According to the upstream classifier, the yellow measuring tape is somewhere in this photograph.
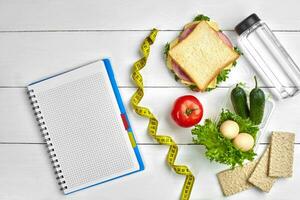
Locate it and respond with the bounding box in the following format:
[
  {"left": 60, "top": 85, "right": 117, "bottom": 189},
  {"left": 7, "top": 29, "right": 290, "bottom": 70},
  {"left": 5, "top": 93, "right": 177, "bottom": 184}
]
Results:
[{"left": 130, "top": 29, "right": 195, "bottom": 200}]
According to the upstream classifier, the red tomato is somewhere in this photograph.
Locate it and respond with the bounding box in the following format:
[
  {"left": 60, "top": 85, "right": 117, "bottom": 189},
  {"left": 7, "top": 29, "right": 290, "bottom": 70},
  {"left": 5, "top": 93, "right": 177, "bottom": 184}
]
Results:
[{"left": 171, "top": 95, "right": 203, "bottom": 127}]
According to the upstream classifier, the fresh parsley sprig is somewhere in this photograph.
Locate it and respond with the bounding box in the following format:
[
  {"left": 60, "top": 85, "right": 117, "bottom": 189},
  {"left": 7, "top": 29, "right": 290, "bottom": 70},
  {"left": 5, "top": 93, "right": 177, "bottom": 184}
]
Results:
[
  {"left": 188, "top": 84, "right": 198, "bottom": 91},
  {"left": 193, "top": 14, "right": 210, "bottom": 22},
  {"left": 234, "top": 46, "right": 243, "bottom": 55},
  {"left": 164, "top": 43, "right": 170, "bottom": 55},
  {"left": 216, "top": 69, "right": 230, "bottom": 84}
]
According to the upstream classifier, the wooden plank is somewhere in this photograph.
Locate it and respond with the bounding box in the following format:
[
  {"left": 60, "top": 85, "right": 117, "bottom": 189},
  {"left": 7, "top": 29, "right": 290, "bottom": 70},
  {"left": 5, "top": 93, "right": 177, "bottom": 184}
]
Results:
[
  {"left": 0, "top": 88, "right": 299, "bottom": 144},
  {"left": 0, "top": 31, "right": 300, "bottom": 87},
  {"left": 0, "top": 0, "right": 300, "bottom": 31},
  {"left": 0, "top": 144, "right": 299, "bottom": 199}
]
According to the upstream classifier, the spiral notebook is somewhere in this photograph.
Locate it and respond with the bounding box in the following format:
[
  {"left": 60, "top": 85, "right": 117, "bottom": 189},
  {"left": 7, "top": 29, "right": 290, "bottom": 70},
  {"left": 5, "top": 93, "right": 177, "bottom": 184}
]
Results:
[{"left": 27, "top": 59, "right": 144, "bottom": 194}]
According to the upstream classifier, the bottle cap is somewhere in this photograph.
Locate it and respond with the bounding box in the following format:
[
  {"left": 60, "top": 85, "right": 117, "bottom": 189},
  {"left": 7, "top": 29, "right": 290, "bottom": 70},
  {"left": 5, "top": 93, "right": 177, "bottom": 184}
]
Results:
[{"left": 235, "top": 13, "right": 260, "bottom": 35}]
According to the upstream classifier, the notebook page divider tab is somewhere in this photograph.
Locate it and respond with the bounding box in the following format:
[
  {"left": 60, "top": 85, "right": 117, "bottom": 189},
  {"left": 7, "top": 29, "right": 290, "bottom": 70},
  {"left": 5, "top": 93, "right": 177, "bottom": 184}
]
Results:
[
  {"left": 27, "top": 87, "right": 68, "bottom": 192},
  {"left": 120, "top": 113, "right": 137, "bottom": 148},
  {"left": 120, "top": 113, "right": 129, "bottom": 130},
  {"left": 119, "top": 111, "right": 142, "bottom": 170}
]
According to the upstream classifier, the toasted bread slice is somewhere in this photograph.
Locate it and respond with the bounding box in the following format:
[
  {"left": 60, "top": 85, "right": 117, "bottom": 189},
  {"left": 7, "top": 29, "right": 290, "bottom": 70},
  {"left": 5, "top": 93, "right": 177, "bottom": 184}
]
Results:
[{"left": 168, "top": 21, "right": 239, "bottom": 91}]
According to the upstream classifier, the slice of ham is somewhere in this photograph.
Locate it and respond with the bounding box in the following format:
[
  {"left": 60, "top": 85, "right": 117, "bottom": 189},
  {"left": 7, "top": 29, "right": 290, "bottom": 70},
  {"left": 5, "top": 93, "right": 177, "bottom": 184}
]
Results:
[
  {"left": 217, "top": 31, "right": 233, "bottom": 48},
  {"left": 178, "top": 24, "right": 197, "bottom": 42},
  {"left": 172, "top": 60, "right": 193, "bottom": 82},
  {"left": 171, "top": 23, "right": 233, "bottom": 84}
]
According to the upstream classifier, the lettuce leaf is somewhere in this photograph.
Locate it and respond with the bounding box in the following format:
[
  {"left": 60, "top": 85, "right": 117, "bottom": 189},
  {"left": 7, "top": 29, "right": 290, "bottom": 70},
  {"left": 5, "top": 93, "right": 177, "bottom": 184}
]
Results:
[
  {"left": 193, "top": 14, "right": 210, "bottom": 22},
  {"left": 216, "top": 69, "right": 231, "bottom": 84},
  {"left": 164, "top": 43, "right": 170, "bottom": 55},
  {"left": 192, "top": 109, "right": 259, "bottom": 167}
]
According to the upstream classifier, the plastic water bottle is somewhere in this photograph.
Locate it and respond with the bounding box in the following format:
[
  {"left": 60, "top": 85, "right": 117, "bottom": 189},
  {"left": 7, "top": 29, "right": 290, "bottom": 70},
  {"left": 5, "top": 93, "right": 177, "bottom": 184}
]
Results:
[{"left": 235, "top": 13, "right": 300, "bottom": 100}]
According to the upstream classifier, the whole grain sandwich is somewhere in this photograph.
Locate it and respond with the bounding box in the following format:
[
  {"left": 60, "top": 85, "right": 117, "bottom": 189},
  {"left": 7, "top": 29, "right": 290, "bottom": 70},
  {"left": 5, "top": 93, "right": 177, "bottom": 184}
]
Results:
[{"left": 165, "top": 15, "right": 241, "bottom": 92}]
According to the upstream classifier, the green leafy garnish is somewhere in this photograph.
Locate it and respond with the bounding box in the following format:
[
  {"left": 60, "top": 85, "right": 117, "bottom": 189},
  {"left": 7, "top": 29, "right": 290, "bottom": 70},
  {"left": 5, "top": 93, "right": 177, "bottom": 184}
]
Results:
[
  {"left": 192, "top": 109, "right": 259, "bottom": 167},
  {"left": 234, "top": 46, "right": 243, "bottom": 55},
  {"left": 188, "top": 84, "right": 198, "bottom": 91},
  {"left": 164, "top": 43, "right": 170, "bottom": 55},
  {"left": 205, "top": 87, "right": 215, "bottom": 92},
  {"left": 216, "top": 69, "right": 230, "bottom": 84},
  {"left": 193, "top": 14, "right": 210, "bottom": 22},
  {"left": 232, "top": 60, "right": 237, "bottom": 66},
  {"left": 174, "top": 74, "right": 180, "bottom": 81}
]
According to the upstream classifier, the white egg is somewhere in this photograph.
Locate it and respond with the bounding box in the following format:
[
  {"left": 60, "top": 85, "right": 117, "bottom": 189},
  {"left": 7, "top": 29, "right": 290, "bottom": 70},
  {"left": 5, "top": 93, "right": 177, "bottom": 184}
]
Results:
[
  {"left": 220, "top": 120, "right": 239, "bottom": 139},
  {"left": 233, "top": 133, "right": 255, "bottom": 152}
]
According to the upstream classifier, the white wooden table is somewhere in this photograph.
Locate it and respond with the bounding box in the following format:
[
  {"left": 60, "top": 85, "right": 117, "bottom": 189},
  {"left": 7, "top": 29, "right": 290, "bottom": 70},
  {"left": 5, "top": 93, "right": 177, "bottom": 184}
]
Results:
[{"left": 0, "top": 0, "right": 299, "bottom": 199}]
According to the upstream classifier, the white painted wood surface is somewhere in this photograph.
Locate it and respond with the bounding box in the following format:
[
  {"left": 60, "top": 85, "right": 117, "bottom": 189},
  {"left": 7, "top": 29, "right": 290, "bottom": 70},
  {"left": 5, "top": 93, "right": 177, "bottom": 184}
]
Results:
[
  {"left": 0, "top": 0, "right": 300, "bottom": 30},
  {"left": 0, "top": 144, "right": 299, "bottom": 200},
  {"left": 0, "top": 0, "right": 299, "bottom": 199}
]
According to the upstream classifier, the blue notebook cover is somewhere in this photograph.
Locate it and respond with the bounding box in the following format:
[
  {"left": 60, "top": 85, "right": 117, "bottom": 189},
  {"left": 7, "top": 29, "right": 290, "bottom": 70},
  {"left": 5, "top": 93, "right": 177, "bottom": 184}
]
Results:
[{"left": 27, "top": 58, "right": 144, "bottom": 194}]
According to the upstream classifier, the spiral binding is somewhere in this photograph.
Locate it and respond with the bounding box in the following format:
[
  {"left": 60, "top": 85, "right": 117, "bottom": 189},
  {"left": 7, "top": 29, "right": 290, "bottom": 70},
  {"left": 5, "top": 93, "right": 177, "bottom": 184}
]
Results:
[{"left": 27, "top": 89, "right": 68, "bottom": 192}]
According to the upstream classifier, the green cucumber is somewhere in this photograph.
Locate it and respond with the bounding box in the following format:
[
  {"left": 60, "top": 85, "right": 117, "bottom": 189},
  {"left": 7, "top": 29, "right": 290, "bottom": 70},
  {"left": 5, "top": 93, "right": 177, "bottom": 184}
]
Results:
[
  {"left": 250, "top": 76, "right": 265, "bottom": 125},
  {"left": 231, "top": 84, "right": 250, "bottom": 119}
]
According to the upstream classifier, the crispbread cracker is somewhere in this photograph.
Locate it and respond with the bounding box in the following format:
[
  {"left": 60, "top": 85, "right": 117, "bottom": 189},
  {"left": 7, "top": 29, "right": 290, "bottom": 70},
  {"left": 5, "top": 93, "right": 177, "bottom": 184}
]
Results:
[
  {"left": 248, "top": 146, "right": 276, "bottom": 192},
  {"left": 217, "top": 161, "right": 257, "bottom": 196},
  {"left": 168, "top": 21, "right": 239, "bottom": 91},
  {"left": 269, "top": 132, "right": 295, "bottom": 177}
]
